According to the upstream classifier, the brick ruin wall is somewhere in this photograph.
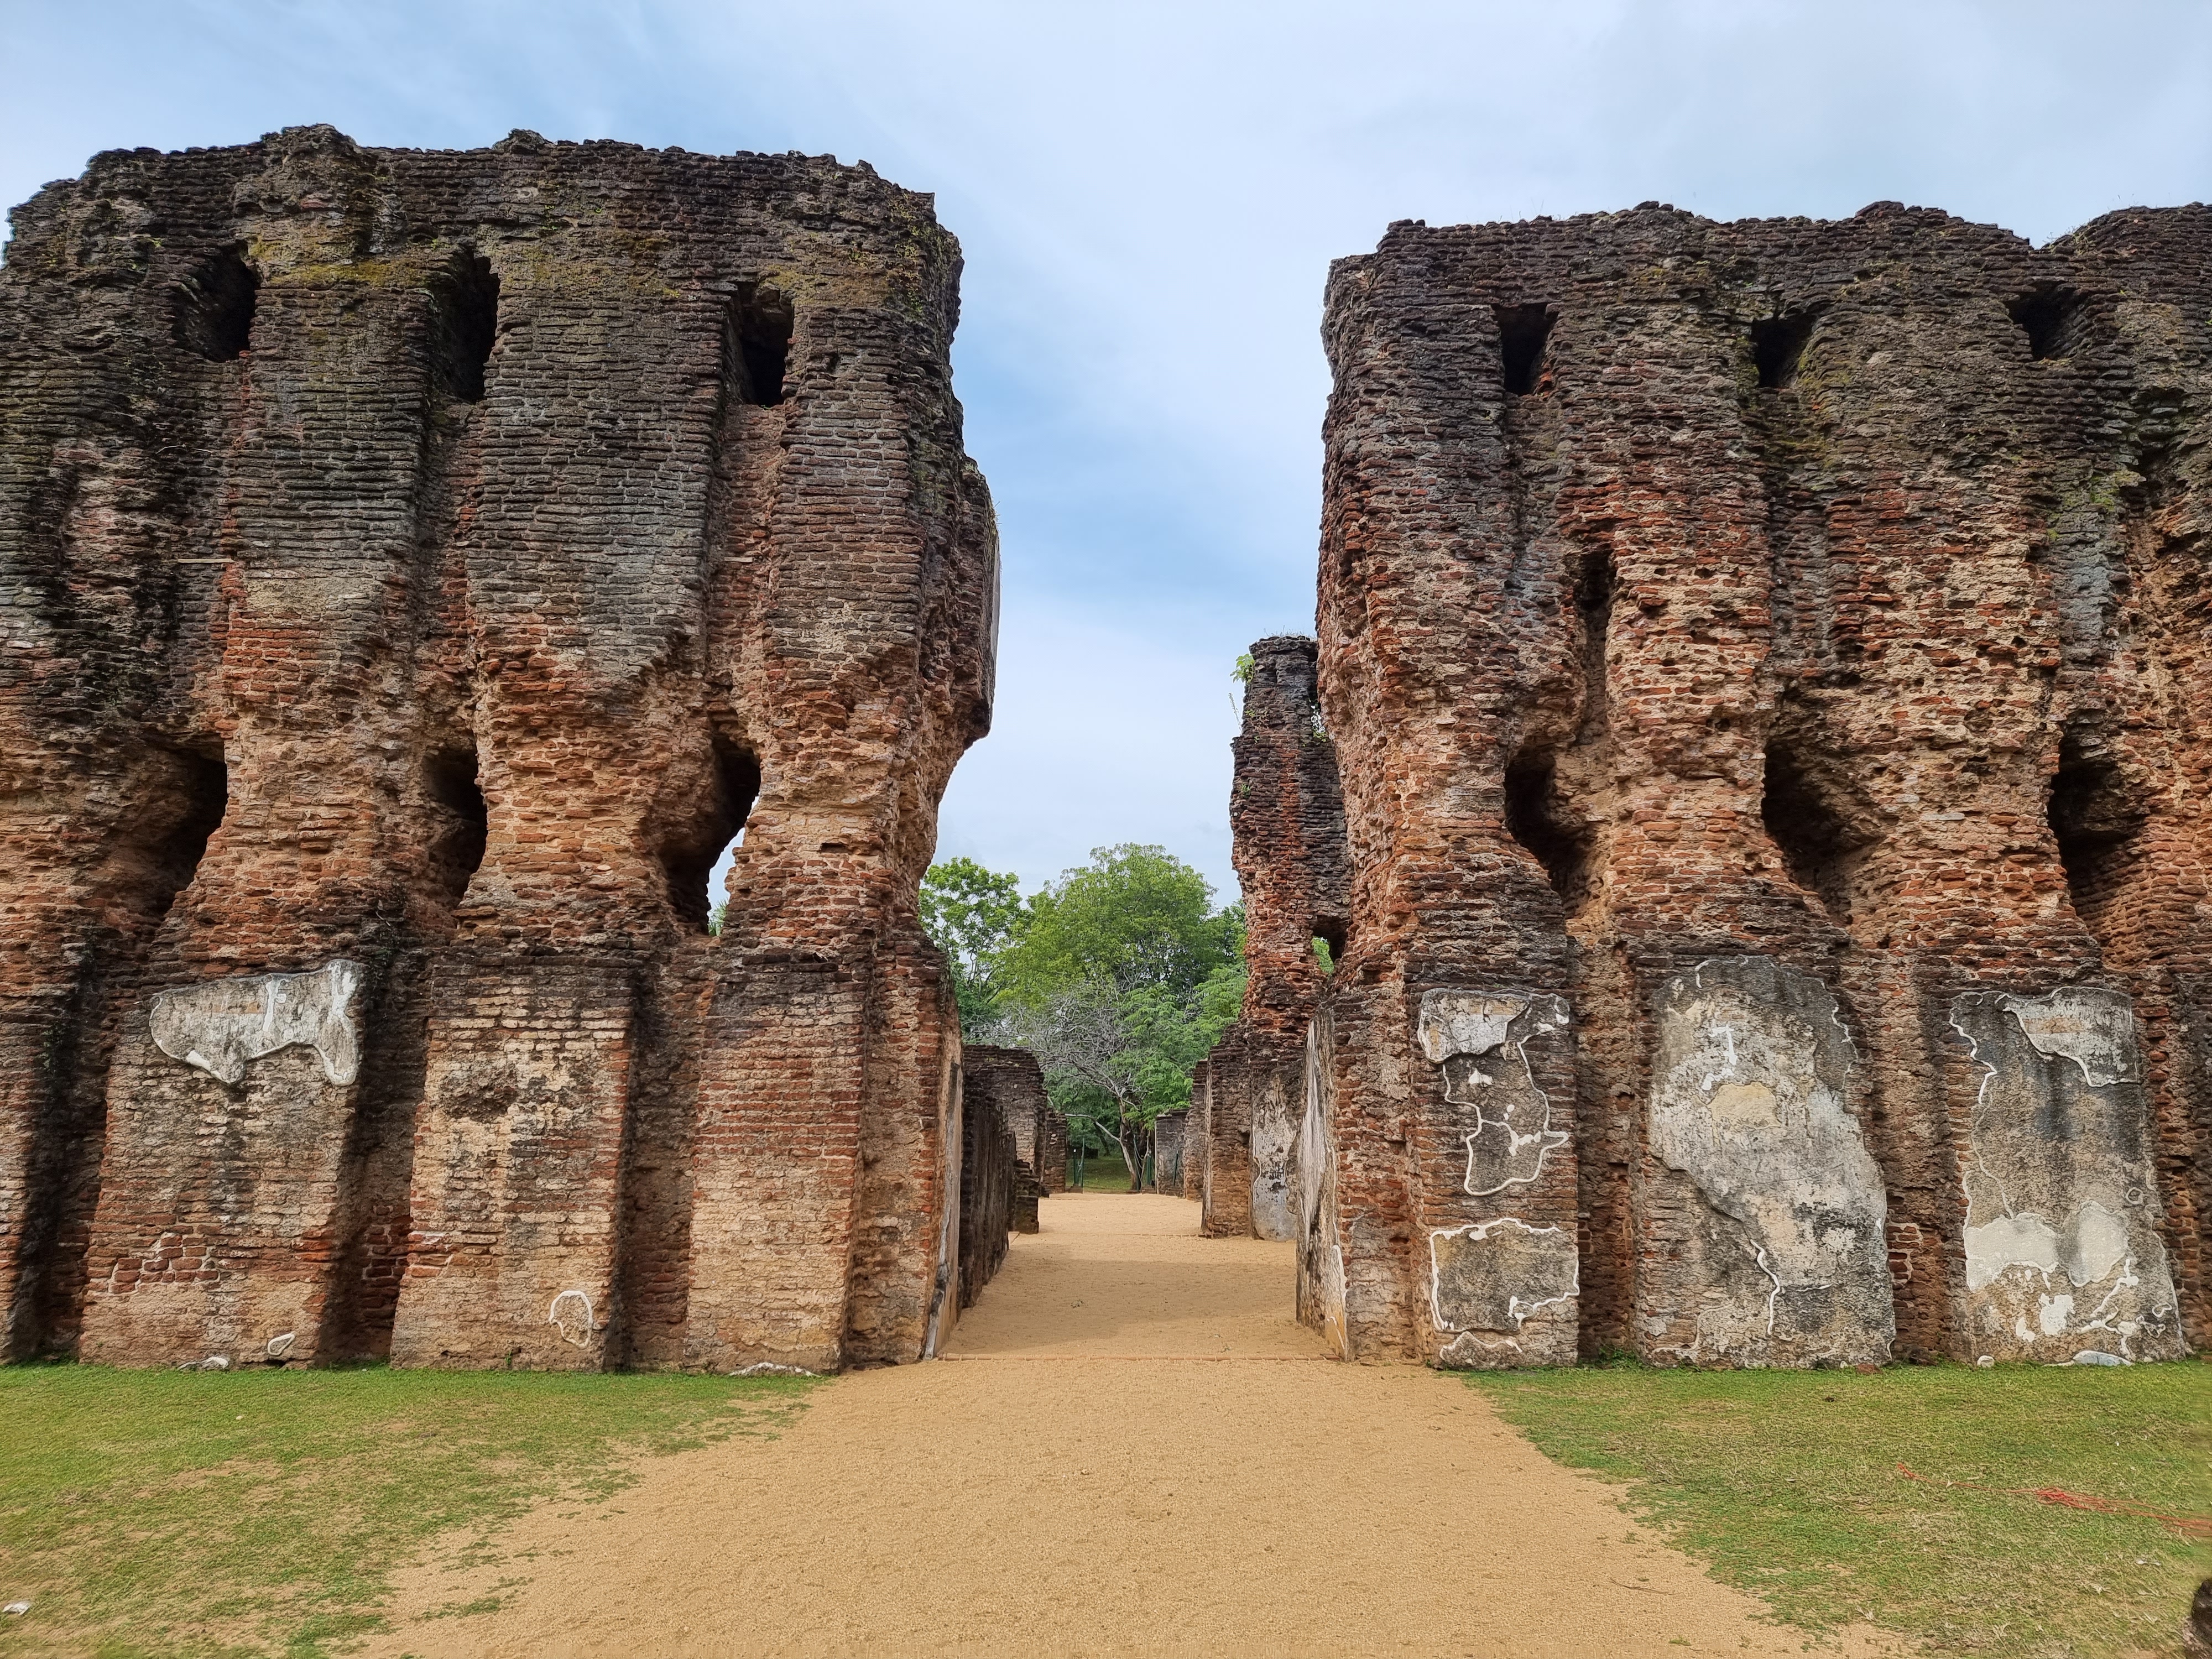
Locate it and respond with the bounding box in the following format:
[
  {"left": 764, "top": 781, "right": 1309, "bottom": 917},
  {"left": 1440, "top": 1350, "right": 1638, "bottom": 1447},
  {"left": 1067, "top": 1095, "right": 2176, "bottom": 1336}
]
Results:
[
  {"left": 963, "top": 1044, "right": 1054, "bottom": 1228},
  {"left": 1149, "top": 1107, "right": 1186, "bottom": 1193},
  {"left": 1037, "top": 1097, "right": 1071, "bottom": 1197},
  {"left": 1288, "top": 202, "right": 2212, "bottom": 1369},
  {"left": 1200, "top": 638, "right": 1350, "bottom": 1240},
  {"left": 0, "top": 127, "right": 1005, "bottom": 1373},
  {"left": 956, "top": 1058, "right": 1016, "bottom": 1305},
  {"left": 1183, "top": 1062, "right": 1208, "bottom": 1199}
]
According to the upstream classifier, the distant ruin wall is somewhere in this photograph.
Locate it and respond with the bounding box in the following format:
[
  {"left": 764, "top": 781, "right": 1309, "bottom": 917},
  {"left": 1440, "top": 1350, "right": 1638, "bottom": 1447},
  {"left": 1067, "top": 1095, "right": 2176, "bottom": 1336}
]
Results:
[
  {"left": 958, "top": 1043, "right": 1049, "bottom": 1238},
  {"left": 1151, "top": 1108, "right": 1186, "bottom": 1194},
  {"left": 1037, "top": 1101, "right": 1071, "bottom": 1197},
  {"left": 957, "top": 1061, "right": 1016, "bottom": 1307},
  {"left": 0, "top": 127, "right": 998, "bottom": 1373},
  {"left": 1292, "top": 202, "right": 2212, "bottom": 1369},
  {"left": 1201, "top": 638, "right": 1350, "bottom": 1240}
]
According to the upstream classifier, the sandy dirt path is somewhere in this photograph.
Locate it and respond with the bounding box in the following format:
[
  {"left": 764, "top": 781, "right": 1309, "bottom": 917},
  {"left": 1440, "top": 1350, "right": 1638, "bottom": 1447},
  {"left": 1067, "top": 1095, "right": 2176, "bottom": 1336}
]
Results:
[{"left": 369, "top": 1194, "right": 1900, "bottom": 1658}]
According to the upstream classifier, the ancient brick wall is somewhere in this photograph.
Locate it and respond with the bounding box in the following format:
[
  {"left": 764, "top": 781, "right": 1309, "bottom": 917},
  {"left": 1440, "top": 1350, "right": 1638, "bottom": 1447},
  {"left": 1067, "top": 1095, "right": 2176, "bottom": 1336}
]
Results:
[
  {"left": 1037, "top": 1102, "right": 1071, "bottom": 1197},
  {"left": 956, "top": 1057, "right": 1015, "bottom": 1307},
  {"left": 1302, "top": 201, "right": 2210, "bottom": 1369},
  {"left": 1151, "top": 1108, "right": 1186, "bottom": 1194},
  {"left": 1202, "top": 637, "right": 1350, "bottom": 1239},
  {"left": 964, "top": 1044, "right": 1051, "bottom": 1192},
  {"left": 1185, "top": 1060, "right": 1209, "bottom": 1201},
  {"left": 0, "top": 127, "right": 997, "bottom": 1372}
]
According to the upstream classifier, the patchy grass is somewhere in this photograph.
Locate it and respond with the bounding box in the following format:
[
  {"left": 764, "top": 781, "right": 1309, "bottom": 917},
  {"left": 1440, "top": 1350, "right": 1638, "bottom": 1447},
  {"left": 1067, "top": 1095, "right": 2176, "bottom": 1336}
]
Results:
[
  {"left": 0, "top": 1363, "right": 817, "bottom": 1658},
  {"left": 1469, "top": 1358, "right": 2211, "bottom": 1658},
  {"left": 1071, "top": 1161, "right": 1134, "bottom": 1192}
]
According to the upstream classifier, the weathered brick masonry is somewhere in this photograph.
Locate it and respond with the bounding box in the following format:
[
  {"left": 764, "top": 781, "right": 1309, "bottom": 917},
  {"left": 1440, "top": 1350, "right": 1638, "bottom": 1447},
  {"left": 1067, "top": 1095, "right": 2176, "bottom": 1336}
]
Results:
[
  {"left": 0, "top": 126, "right": 1004, "bottom": 1371},
  {"left": 1150, "top": 1107, "right": 1186, "bottom": 1194},
  {"left": 1292, "top": 202, "right": 2211, "bottom": 1369},
  {"left": 1200, "top": 637, "right": 1350, "bottom": 1240},
  {"left": 963, "top": 1044, "right": 1056, "bottom": 1227}
]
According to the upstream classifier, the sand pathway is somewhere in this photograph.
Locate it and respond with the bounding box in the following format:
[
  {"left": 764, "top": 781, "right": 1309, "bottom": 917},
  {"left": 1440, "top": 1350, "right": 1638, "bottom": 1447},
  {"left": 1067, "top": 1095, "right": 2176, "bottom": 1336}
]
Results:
[{"left": 369, "top": 1193, "right": 1898, "bottom": 1658}]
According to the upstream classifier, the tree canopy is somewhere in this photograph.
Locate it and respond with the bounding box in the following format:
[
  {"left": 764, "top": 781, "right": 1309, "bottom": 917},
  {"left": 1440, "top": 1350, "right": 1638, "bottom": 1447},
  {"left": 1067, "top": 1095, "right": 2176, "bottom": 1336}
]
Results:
[
  {"left": 917, "top": 856, "right": 1026, "bottom": 1033},
  {"left": 918, "top": 844, "right": 1246, "bottom": 1182}
]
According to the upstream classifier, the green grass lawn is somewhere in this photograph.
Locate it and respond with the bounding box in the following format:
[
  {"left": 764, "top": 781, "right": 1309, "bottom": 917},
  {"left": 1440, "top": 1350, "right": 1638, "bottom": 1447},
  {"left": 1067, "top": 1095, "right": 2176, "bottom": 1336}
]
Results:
[
  {"left": 1070, "top": 1160, "right": 1134, "bottom": 1191},
  {"left": 1468, "top": 1358, "right": 2211, "bottom": 1658},
  {"left": 0, "top": 1363, "right": 815, "bottom": 1659}
]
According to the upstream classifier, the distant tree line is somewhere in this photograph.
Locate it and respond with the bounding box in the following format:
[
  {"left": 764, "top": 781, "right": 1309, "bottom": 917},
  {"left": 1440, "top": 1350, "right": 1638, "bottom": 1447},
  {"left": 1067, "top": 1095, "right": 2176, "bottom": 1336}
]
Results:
[{"left": 920, "top": 844, "right": 1245, "bottom": 1186}]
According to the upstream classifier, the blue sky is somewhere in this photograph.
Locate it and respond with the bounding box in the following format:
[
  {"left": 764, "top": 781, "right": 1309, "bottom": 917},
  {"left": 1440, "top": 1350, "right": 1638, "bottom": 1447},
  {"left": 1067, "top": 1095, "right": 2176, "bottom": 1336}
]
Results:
[{"left": 8, "top": 1, "right": 2210, "bottom": 902}]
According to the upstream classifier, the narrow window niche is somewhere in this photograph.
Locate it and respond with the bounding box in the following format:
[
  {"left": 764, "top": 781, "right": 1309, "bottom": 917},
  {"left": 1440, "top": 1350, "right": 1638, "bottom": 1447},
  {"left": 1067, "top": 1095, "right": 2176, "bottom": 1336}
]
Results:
[
  {"left": 427, "top": 251, "right": 500, "bottom": 403},
  {"left": 726, "top": 284, "right": 794, "bottom": 408},
  {"left": 2006, "top": 284, "right": 2088, "bottom": 362},
  {"left": 1760, "top": 743, "right": 1873, "bottom": 926},
  {"left": 426, "top": 746, "right": 489, "bottom": 912},
  {"left": 2047, "top": 726, "right": 2144, "bottom": 930},
  {"left": 170, "top": 247, "right": 260, "bottom": 362},
  {"left": 1750, "top": 307, "right": 1823, "bottom": 390},
  {"left": 1311, "top": 917, "right": 1347, "bottom": 975},
  {"left": 1494, "top": 303, "right": 1556, "bottom": 397},
  {"left": 1503, "top": 748, "right": 1595, "bottom": 907},
  {"left": 661, "top": 738, "right": 763, "bottom": 933},
  {"left": 104, "top": 744, "right": 228, "bottom": 928}
]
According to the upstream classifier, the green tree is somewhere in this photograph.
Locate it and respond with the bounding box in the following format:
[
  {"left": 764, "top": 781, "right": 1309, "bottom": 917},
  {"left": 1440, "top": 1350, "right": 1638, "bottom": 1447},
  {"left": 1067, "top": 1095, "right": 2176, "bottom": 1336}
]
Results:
[
  {"left": 996, "top": 845, "right": 1245, "bottom": 1185},
  {"left": 919, "top": 857, "right": 1027, "bottom": 1037}
]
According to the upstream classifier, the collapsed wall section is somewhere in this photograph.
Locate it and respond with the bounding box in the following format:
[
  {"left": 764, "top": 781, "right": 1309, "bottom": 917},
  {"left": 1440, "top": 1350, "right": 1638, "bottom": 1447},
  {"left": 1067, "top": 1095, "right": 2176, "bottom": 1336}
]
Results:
[
  {"left": 1300, "top": 201, "right": 2211, "bottom": 1369},
  {"left": 0, "top": 126, "right": 998, "bottom": 1371}
]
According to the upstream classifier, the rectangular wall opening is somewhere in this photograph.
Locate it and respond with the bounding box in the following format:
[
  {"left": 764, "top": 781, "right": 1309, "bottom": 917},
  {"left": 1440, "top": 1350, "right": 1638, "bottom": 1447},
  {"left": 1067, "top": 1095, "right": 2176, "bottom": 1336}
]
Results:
[
  {"left": 727, "top": 285, "right": 794, "bottom": 408},
  {"left": 1494, "top": 304, "right": 1556, "bottom": 397},
  {"left": 170, "top": 248, "right": 259, "bottom": 363}
]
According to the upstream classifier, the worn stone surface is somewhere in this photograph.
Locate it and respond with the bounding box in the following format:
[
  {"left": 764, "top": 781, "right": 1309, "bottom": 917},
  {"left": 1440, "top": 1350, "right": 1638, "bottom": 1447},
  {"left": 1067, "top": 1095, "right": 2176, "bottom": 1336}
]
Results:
[
  {"left": 1201, "top": 638, "right": 1350, "bottom": 1241},
  {"left": 1952, "top": 986, "right": 2179, "bottom": 1361},
  {"left": 1, "top": 127, "right": 998, "bottom": 1371},
  {"left": 1290, "top": 201, "right": 2210, "bottom": 1366},
  {"left": 1644, "top": 957, "right": 1893, "bottom": 1366}
]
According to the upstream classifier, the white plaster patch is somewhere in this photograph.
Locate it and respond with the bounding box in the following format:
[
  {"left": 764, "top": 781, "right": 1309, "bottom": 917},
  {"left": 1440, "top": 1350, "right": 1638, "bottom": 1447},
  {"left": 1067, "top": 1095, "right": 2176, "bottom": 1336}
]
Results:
[
  {"left": 1437, "top": 1331, "right": 1523, "bottom": 1369},
  {"left": 1646, "top": 957, "right": 1891, "bottom": 1363},
  {"left": 1950, "top": 986, "right": 2183, "bottom": 1362},
  {"left": 1428, "top": 1218, "right": 1578, "bottom": 1332},
  {"left": 547, "top": 1288, "right": 596, "bottom": 1347},
  {"left": 150, "top": 960, "right": 364, "bottom": 1086},
  {"left": 1998, "top": 988, "right": 2137, "bottom": 1086},
  {"left": 1963, "top": 1211, "right": 2063, "bottom": 1292},
  {"left": 1416, "top": 988, "right": 1572, "bottom": 1197},
  {"left": 1417, "top": 990, "right": 1529, "bottom": 1062},
  {"left": 1250, "top": 1087, "right": 1296, "bottom": 1241}
]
